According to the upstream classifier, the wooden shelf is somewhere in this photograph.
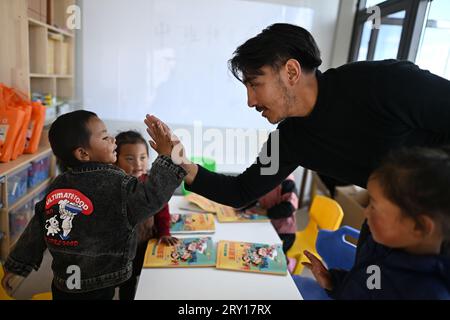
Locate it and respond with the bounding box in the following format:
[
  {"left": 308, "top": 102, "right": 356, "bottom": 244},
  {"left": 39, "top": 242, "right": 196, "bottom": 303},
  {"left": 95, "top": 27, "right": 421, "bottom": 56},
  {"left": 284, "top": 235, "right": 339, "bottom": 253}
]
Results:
[
  {"left": 30, "top": 73, "right": 73, "bottom": 79},
  {"left": 0, "top": 144, "right": 51, "bottom": 177},
  {"left": 28, "top": 17, "right": 74, "bottom": 38}
]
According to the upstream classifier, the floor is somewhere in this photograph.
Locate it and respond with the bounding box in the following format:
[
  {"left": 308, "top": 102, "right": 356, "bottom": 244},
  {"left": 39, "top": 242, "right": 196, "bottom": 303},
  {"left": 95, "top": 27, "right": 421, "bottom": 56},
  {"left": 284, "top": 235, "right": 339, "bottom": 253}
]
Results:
[{"left": 9, "top": 204, "right": 313, "bottom": 300}]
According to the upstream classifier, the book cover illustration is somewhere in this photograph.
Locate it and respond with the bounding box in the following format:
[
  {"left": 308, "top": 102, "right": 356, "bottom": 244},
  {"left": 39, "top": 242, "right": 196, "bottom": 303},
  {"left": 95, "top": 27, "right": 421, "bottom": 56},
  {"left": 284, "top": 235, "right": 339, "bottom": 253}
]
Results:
[
  {"left": 170, "top": 213, "right": 216, "bottom": 234},
  {"left": 215, "top": 205, "right": 270, "bottom": 223},
  {"left": 143, "top": 237, "right": 216, "bottom": 268},
  {"left": 216, "top": 241, "right": 287, "bottom": 275},
  {"left": 184, "top": 193, "right": 217, "bottom": 213}
]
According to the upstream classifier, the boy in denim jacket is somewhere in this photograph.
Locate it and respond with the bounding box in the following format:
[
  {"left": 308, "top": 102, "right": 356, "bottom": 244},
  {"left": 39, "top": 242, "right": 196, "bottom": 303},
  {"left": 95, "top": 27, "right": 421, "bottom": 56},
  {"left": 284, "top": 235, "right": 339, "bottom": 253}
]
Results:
[{"left": 1, "top": 110, "right": 186, "bottom": 300}]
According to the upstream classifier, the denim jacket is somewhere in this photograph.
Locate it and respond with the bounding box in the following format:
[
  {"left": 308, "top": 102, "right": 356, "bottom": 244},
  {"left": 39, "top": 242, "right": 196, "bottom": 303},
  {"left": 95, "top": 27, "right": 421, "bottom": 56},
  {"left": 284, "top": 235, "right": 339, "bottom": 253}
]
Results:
[{"left": 4, "top": 155, "right": 186, "bottom": 293}]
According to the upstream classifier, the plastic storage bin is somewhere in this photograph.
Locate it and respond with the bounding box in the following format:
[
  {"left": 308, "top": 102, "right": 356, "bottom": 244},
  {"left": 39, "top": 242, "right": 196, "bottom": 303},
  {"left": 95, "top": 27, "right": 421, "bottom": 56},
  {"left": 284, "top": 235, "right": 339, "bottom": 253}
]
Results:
[
  {"left": 31, "top": 188, "right": 48, "bottom": 210},
  {"left": 7, "top": 164, "right": 31, "bottom": 207},
  {"left": 9, "top": 200, "right": 33, "bottom": 242},
  {"left": 28, "top": 154, "right": 51, "bottom": 189}
]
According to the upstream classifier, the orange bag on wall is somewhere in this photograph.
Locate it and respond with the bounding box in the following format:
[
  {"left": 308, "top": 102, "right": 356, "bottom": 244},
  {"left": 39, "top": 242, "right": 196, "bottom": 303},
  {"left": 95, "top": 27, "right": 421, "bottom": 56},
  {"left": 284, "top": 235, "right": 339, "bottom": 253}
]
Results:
[
  {"left": 11, "top": 103, "right": 32, "bottom": 160},
  {"left": 24, "top": 101, "right": 46, "bottom": 155},
  {"left": 0, "top": 85, "right": 26, "bottom": 163}
]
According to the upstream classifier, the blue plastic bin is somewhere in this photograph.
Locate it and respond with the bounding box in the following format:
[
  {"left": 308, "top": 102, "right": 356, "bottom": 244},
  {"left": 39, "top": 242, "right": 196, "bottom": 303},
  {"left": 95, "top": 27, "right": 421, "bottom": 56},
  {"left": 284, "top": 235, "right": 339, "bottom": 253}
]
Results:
[
  {"left": 28, "top": 154, "right": 51, "bottom": 189},
  {"left": 9, "top": 200, "right": 33, "bottom": 241},
  {"left": 8, "top": 165, "right": 31, "bottom": 207}
]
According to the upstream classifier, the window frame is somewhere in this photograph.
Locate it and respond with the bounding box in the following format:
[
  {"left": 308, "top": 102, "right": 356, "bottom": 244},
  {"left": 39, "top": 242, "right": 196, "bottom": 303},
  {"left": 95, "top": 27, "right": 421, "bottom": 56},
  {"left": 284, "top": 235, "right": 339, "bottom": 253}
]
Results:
[{"left": 348, "top": 0, "right": 431, "bottom": 62}]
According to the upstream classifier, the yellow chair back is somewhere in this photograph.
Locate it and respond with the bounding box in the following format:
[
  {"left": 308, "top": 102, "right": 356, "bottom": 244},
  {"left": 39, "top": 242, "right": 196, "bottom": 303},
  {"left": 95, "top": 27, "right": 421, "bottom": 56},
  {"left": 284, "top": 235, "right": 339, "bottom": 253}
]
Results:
[{"left": 287, "top": 195, "right": 344, "bottom": 275}]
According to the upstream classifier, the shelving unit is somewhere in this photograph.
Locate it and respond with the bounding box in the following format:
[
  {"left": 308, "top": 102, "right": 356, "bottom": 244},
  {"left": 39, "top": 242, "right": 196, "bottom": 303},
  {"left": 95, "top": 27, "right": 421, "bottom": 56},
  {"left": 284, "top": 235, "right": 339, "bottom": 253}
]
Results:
[
  {"left": 28, "top": 3, "right": 76, "bottom": 126},
  {"left": 0, "top": 0, "right": 76, "bottom": 262},
  {"left": 0, "top": 132, "right": 56, "bottom": 261}
]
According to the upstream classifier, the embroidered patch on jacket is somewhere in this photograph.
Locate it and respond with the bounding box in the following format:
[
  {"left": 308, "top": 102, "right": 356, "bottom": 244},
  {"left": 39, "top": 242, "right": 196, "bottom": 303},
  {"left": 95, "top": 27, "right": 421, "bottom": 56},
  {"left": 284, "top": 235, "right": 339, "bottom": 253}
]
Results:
[{"left": 43, "top": 189, "right": 94, "bottom": 245}]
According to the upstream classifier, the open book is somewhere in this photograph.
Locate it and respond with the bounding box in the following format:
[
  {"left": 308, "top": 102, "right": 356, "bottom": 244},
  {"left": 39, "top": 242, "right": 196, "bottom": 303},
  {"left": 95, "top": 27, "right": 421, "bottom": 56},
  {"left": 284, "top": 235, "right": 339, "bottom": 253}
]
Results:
[
  {"left": 143, "top": 237, "right": 216, "bottom": 268},
  {"left": 215, "top": 205, "right": 270, "bottom": 223},
  {"left": 170, "top": 213, "right": 216, "bottom": 234},
  {"left": 216, "top": 241, "right": 287, "bottom": 275},
  {"left": 184, "top": 193, "right": 218, "bottom": 213}
]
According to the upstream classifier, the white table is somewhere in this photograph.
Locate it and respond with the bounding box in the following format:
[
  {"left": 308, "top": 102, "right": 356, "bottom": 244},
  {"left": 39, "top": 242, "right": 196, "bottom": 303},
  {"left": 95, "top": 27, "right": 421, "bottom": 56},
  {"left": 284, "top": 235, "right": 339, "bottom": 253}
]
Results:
[{"left": 135, "top": 196, "right": 303, "bottom": 300}]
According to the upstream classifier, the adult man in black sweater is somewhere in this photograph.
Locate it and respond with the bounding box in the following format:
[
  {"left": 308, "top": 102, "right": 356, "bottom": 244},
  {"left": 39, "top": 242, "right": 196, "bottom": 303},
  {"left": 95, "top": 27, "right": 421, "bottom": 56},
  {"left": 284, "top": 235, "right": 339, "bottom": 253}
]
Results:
[{"left": 146, "top": 23, "right": 450, "bottom": 253}]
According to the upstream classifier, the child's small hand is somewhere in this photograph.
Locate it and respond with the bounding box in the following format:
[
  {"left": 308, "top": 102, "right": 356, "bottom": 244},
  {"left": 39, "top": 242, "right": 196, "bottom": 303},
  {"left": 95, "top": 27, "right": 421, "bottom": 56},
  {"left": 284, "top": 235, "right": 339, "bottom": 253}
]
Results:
[
  {"left": 145, "top": 115, "right": 188, "bottom": 164},
  {"left": 144, "top": 115, "right": 200, "bottom": 184},
  {"left": 302, "top": 250, "right": 334, "bottom": 291},
  {"left": 158, "top": 236, "right": 179, "bottom": 246},
  {"left": 1, "top": 271, "right": 15, "bottom": 295},
  {"left": 145, "top": 115, "right": 175, "bottom": 157}
]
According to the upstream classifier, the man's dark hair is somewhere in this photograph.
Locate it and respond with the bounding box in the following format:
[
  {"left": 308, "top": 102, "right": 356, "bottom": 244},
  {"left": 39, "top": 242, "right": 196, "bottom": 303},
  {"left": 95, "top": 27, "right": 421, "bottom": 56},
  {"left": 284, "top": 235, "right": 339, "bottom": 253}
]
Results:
[
  {"left": 49, "top": 110, "right": 98, "bottom": 169},
  {"left": 115, "top": 130, "right": 149, "bottom": 157},
  {"left": 370, "top": 147, "right": 450, "bottom": 239},
  {"left": 229, "top": 23, "right": 322, "bottom": 82}
]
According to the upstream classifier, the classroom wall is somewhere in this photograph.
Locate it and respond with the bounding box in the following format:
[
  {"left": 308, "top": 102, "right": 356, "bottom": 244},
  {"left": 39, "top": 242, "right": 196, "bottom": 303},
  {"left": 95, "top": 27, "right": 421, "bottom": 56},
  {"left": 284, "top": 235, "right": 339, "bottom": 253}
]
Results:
[
  {"left": 245, "top": 0, "right": 343, "bottom": 71},
  {"left": 330, "top": 0, "right": 358, "bottom": 68},
  {"left": 78, "top": 0, "right": 341, "bottom": 129}
]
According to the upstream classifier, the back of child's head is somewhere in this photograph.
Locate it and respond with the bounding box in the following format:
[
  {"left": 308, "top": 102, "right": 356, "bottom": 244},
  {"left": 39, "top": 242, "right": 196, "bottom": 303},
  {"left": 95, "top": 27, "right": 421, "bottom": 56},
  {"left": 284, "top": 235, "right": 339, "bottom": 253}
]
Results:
[
  {"left": 49, "top": 110, "right": 98, "bottom": 169},
  {"left": 370, "top": 147, "right": 450, "bottom": 239},
  {"left": 115, "top": 130, "right": 149, "bottom": 156}
]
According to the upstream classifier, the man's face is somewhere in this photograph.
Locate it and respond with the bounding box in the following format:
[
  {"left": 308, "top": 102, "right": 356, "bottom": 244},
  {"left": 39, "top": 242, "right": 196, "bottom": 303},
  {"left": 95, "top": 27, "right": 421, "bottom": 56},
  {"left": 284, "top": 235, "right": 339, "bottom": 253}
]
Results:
[{"left": 243, "top": 66, "right": 295, "bottom": 124}]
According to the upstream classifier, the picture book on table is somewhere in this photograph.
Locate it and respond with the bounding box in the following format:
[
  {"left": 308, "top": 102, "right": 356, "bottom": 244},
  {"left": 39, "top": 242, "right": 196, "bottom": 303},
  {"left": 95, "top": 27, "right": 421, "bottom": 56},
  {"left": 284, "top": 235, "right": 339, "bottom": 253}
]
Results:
[
  {"left": 216, "top": 241, "right": 287, "bottom": 275},
  {"left": 215, "top": 205, "right": 270, "bottom": 223},
  {"left": 184, "top": 193, "right": 218, "bottom": 213},
  {"left": 143, "top": 237, "right": 216, "bottom": 268},
  {"left": 170, "top": 213, "right": 216, "bottom": 234}
]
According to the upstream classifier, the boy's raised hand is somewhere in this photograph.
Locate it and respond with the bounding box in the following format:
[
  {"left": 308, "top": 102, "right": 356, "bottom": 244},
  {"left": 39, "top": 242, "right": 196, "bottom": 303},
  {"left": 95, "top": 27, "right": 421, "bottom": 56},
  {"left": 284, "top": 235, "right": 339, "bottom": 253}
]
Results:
[
  {"left": 144, "top": 115, "right": 199, "bottom": 184},
  {"left": 145, "top": 115, "right": 186, "bottom": 163},
  {"left": 302, "top": 250, "right": 334, "bottom": 291},
  {"left": 145, "top": 115, "right": 176, "bottom": 157}
]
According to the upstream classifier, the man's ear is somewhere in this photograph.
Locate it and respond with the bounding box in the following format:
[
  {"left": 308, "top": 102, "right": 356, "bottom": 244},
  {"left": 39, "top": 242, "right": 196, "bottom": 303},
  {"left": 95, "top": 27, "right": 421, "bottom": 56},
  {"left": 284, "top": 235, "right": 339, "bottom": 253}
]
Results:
[
  {"left": 73, "top": 147, "right": 90, "bottom": 162},
  {"left": 285, "top": 59, "right": 301, "bottom": 84},
  {"left": 414, "top": 215, "right": 436, "bottom": 238}
]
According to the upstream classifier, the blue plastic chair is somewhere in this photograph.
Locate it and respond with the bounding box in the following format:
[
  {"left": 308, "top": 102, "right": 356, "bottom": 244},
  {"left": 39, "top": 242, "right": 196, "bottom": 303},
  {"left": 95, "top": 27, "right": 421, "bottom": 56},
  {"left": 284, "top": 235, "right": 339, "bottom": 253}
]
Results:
[
  {"left": 292, "top": 225, "right": 360, "bottom": 300},
  {"left": 316, "top": 225, "right": 360, "bottom": 270}
]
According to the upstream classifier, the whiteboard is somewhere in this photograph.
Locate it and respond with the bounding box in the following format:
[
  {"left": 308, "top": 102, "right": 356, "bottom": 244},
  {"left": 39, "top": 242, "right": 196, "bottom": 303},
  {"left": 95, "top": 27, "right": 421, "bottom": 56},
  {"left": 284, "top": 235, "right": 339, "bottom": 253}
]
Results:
[{"left": 82, "top": 0, "right": 313, "bottom": 129}]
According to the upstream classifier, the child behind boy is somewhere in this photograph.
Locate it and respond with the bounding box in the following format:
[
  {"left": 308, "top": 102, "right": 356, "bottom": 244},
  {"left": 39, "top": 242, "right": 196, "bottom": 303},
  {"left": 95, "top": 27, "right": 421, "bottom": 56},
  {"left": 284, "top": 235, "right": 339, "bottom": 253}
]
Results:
[
  {"left": 246, "top": 174, "right": 298, "bottom": 254},
  {"left": 1, "top": 110, "right": 186, "bottom": 300},
  {"left": 114, "top": 130, "right": 178, "bottom": 300},
  {"left": 303, "top": 147, "right": 450, "bottom": 300}
]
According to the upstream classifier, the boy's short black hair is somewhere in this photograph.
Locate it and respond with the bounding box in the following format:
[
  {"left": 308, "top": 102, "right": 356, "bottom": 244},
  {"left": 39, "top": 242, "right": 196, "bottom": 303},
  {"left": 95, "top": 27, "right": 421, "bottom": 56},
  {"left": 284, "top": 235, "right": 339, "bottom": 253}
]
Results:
[
  {"left": 49, "top": 110, "right": 98, "bottom": 169},
  {"left": 115, "top": 131, "right": 149, "bottom": 157},
  {"left": 370, "top": 147, "right": 450, "bottom": 239},
  {"left": 229, "top": 23, "right": 322, "bottom": 82}
]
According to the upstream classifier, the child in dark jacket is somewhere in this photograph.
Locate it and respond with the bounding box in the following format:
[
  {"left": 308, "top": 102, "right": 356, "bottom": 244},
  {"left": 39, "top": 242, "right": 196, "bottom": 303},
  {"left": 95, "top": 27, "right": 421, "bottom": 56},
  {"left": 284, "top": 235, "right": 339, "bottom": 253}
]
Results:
[
  {"left": 115, "top": 131, "right": 178, "bottom": 300},
  {"left": 303, "top": 147, "right": 450, "bottom": 300},
  {"left": 1, "top": 111, "right": 186, "bottom": 300}
]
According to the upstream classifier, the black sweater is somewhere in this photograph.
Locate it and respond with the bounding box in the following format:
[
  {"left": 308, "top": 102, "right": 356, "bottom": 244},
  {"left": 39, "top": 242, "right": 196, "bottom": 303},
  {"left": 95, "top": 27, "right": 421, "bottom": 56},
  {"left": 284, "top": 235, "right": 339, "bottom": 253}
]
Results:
[{"left": 187, "top": 60, "right": 450, "bottom": 208}]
